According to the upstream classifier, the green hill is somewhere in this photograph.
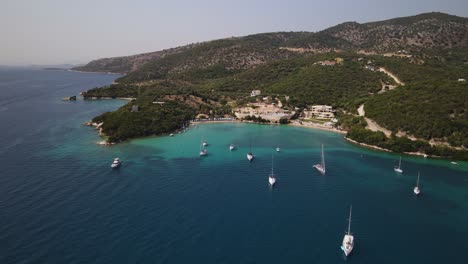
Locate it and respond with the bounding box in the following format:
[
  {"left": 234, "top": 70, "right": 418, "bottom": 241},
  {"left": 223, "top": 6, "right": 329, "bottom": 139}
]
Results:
[{"left": 79, "top": 12, "right": 468, "bottom": 159}]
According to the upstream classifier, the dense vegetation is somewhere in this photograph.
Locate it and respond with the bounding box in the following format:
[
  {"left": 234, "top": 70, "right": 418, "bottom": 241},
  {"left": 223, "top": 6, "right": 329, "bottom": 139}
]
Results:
[
  {"left": 92, "top": 99, "right": 195, "bottom": 143},
  {"left": 241, "top": 115, "right": 271, "bottom": 123},
  {"left": 338, "top": 113, "right": 468, "bottom": 160},
  {"left": 86, "top": 53, "right": 392, "bottom": 112},
  {"left": 365, "top": 53, "right": 468, "bottom": 147}
]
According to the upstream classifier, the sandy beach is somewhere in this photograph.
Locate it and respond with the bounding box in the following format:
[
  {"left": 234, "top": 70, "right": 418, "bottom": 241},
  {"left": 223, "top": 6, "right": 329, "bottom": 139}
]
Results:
[
  {"left": 192, "top": 119, "right": 347, "bottom": 135},
  {"left": 289, "top": 120, "right": 347, "bottom": 134}
]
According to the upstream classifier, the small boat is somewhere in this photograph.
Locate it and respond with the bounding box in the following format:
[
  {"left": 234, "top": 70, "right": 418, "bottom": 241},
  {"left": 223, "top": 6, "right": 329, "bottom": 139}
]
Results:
[
  {"left": 313, "top": 144, "right": 326, "bottom": 174},
  {"left": 247, "top": 144, "right": 254, "bottom": 161},
  {"left": 268, "top": 155, "right": 276, "bottom": 186},
  {"left": 111, "top": 158, "right": 121, "bottom": 168},
  {"left": 394, "top": 156, "right": 403, "bottom": 173},
  {"left": 276, "top": 147, "right": 280, "bottom": 152},
  {"left": 451, "top": 161, "right": 458, "bottom": 165},
  {"left": 229, "top": 144, "right": 235, "bottom": 151},
  {"left": 423, "top": 154, "right": 428, "bottom": 158},
  {"left": 169, "top": 133, "right": 174, "bottom": 137},
  {"left": 341, "top": 205, "right": 354, "bottom": 257},
  {"left": 414, "top": 172, "right": 421, "bottom": 195},
  {"left": 199, "top": 138, "right": 208, "bottom": 156},
  {"left": 202, "top": 139, "right": 208, "bottom": 147}
]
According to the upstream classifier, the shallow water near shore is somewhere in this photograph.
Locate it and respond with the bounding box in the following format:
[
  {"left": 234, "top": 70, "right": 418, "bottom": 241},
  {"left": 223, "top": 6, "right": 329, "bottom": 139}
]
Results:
[{"left": 1, "top": 68, "right": 467, "bottom": 264}]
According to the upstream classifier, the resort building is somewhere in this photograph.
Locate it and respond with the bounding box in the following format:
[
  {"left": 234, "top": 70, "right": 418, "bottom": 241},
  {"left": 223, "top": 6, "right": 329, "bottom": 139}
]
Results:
[
  {"left": 303, "top": 105, "right": 335, "bottom": 119},
  {"left": 250, "top": 90, "right": 261, "bottom": 97},
  {"left": 234, "top": 103, "right": 294, "bottom": 122}
]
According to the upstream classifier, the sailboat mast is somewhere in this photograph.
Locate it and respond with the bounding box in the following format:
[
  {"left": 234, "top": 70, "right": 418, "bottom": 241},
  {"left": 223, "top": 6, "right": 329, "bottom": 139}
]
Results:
[
  {"left": 399, "top": 156, "right": 402, "bottom": 169},
  {"left": 321, "top": 144, "right": 325, "bottom": 170},
  {"left": 347, "top": 205, "right": 352, "bottom": 235},
  {"left": 271, "top": 154, "right": 274, "bottom": 175},
  {"left": 417, "top": 172, "right": 420, "bottom": 187}
]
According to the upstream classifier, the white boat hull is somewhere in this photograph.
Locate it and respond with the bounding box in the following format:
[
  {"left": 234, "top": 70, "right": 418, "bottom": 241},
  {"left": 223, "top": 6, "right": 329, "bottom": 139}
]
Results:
[
  {"left": 269, "top": 176, "right": 276, "bottom": 186},
  {"left": 414, "top": 187, "right": 420, "bottom": 195},
  {"left": 341, "top": 234, "right": 354, "bottom": 256},
  {"left": 394, "top": 168, "right": 403, "bottom": 173},
  {"left": 247, "top": 153, "right": 254, "bottom": 161},
  {"left": 313, "top": 164, "right": 325, "bottom": 174},
  {"left": 230, "top": 145, "right": 235, "bottom": 151}
]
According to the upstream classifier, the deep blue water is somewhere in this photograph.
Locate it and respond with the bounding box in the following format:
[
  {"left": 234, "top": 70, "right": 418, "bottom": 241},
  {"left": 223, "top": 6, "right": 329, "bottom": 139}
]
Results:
[{"left": 0, "top": 68, "right": 467, "bottom": 264}]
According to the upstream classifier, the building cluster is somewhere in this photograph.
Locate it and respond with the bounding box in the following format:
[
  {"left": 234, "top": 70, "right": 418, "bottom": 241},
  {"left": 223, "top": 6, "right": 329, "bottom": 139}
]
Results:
[
  {"left": 303, "top": 105, "right": 336, "bottom": 119},
  {"left": 234, "top": 103, "right": 294, "bottom": 122}
]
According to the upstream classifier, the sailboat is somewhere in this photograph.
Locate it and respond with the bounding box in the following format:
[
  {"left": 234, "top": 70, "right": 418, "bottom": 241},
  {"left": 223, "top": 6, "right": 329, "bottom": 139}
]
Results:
[
  {"left": 199, "top": 138, "right": 208, "bottom": 156},
  {"left": 341, "top": 205, "right": 354, "bottom": 257},
  {"left": 202, "top": 139, "right": 208, "bottom": 147},
  {"left": 414, "top": 172, "right": 421, "bottom": 195},
  {"left": 247, "top": 144, "right": 254, "bottom": 161},
  {"left": 394, "top": 156, "right": 403, "bottom": 173},
  {"left": 313, "top": 144, "right": 326, "bottom": 174},
  {"left": 268, "top": 155, "right": 276, "bottom": 186},
  {"left": 229, "top": 144, "right": 235, "bottom": 151}
]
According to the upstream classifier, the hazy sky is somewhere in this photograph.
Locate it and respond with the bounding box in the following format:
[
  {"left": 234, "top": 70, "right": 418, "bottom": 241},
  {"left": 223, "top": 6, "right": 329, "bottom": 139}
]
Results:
[{"left": 1, "top": 0, "right": 467, "bottom": 65}]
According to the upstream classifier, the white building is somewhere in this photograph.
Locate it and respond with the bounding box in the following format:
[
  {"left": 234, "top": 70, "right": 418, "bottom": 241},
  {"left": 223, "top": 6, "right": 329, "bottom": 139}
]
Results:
[
  {"left": 304, "top": 105, "right": 335, "bottom": 119},
  {"left": 250, "top": 90, "right": 261, "bottom": 97},
  {"left": 458, "top": 78, "right": 466, "bottom": 82}
]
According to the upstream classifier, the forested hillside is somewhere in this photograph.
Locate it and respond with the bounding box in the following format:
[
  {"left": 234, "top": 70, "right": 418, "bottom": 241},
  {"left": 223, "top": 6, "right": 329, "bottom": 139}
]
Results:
[{"left": 79, "top": 12, "right": 468, "bottom": 159}]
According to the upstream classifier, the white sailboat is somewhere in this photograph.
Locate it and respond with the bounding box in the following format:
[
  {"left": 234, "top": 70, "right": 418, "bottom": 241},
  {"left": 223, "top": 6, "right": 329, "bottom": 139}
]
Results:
[
  {"left": 394, "top": 156, "right": 403, "bottom": 173},
  {"left": 268, "top": 155, "right": 276, "bottom": 186},
  {"left": 414, "top": 172, "right": 421, "bottom": 195},
  {"left": 313, "top": 144, "right": 326, "bottom": 174},
  {"left": 276, "top": 147, "right": 280, "bottom": 152},
  {"left": 229, "top": 144, "right": 235, "bottom": 151},
  {"left": 247, "top": 144, "right": 254, "bottom": 161},
  {"left": 202, "top": 139, "right": 208, "bottom": 147},
  {"left": 341, "top": 205, "right": 354, "bottom": 257},
  {"left": 199, "top": 139, "right": 208, "bottom": 156}
]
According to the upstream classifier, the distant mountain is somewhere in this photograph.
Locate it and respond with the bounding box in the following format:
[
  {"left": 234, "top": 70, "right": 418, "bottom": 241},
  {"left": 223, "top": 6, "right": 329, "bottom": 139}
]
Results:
[
  {"left": 320, "top": 12, "right": 468, "bottom": 52},
  {"left": 71, "top": 46, "right": 190, "bottom": 74},
  {"left": 73, "top": 12, "right": 467, "bottom": 75}
]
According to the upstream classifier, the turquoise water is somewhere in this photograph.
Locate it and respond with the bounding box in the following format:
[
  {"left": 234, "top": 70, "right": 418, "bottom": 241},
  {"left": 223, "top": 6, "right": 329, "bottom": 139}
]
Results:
[{"left": 1, "top": 68, "right": 467, "bottom": 263}]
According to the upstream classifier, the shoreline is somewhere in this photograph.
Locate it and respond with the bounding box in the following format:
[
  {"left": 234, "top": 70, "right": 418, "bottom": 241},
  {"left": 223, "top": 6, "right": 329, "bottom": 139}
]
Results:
[
  {"left": 82, "top": 96, "right": 135, "bottom": 101},
  {"left": 68, "top": 69, "right": 124, "bottom": 75},
  {"left": 87, "top": 117, "right": 458, "bottom": 161},
  {"left": 288, "top": 120, "right": 347, "bottom": 135},
  {"left": 345, "top": 137, "right": 392, "bottom": 153},
  {"left": 344, "top": 137, "right": 440, "bottom": 159}
]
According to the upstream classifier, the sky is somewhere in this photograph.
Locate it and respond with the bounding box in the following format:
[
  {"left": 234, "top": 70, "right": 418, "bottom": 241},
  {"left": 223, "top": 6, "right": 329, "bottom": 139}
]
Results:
[{"left": 1, "top": 0, "right": 467, "bottom": 65}]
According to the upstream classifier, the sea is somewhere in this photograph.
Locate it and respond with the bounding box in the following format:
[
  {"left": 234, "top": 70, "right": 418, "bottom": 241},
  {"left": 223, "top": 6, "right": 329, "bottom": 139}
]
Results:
[{"left": 0, "top": 67, "right": 467, "bottom": 264}]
